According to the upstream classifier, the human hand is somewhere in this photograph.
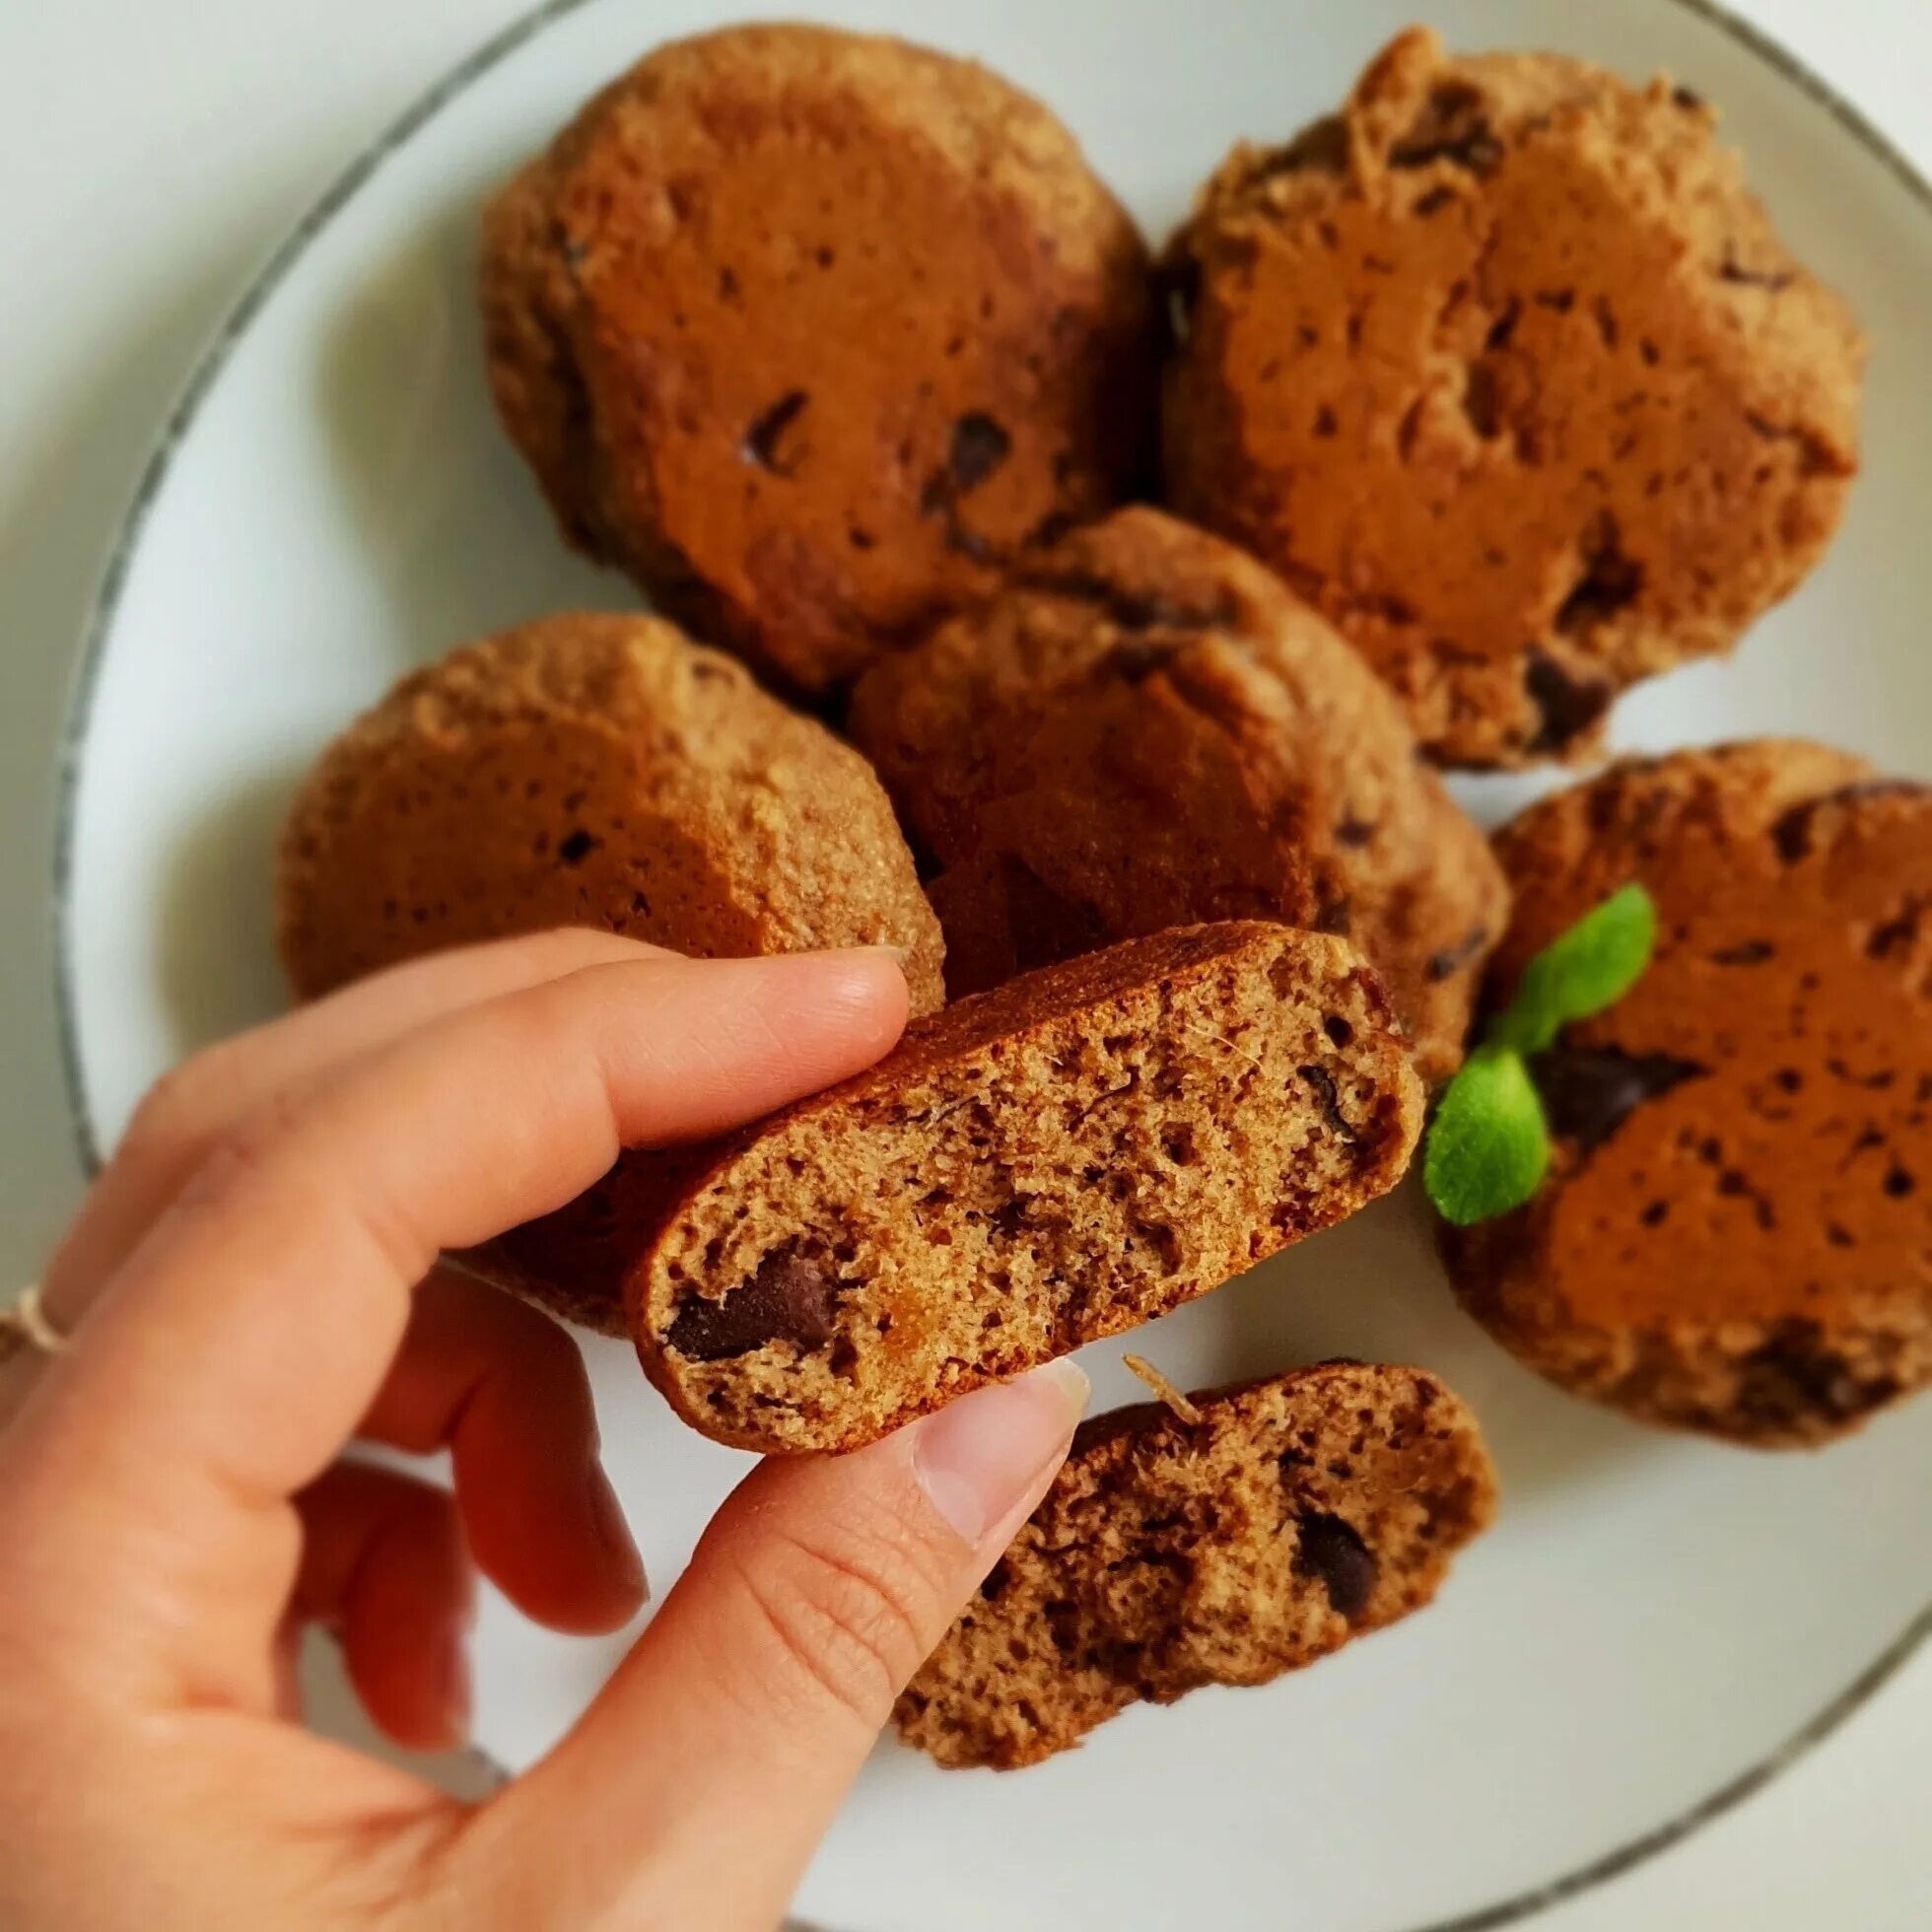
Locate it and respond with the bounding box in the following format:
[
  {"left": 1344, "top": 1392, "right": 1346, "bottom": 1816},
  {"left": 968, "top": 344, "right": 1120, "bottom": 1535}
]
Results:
[{"left": 0, "top": 931, "right": 1087, "bottom": 1930}]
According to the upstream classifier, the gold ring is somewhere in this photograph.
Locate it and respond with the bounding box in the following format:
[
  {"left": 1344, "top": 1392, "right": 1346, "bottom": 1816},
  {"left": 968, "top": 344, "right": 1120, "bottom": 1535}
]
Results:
[{"left": 0, "top": 1285, "right": 68, "bottom": 1362}]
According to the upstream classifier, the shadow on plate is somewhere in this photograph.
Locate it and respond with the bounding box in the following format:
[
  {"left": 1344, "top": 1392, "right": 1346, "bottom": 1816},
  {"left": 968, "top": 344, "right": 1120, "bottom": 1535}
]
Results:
[{"left": 311, "top": 172, "right": 632, "bottom": 668}]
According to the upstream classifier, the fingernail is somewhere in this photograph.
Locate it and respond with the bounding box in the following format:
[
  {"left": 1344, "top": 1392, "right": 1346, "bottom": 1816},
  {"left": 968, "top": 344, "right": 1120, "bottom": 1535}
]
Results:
[
  {"left": 586, "top": 1466, "right": 651, "bottom": 1606},
  {"left": 859, "top": 942, "right": 910, "bottom": 969},
  {"left": 912, "top": 1358, "right": 1089, "bottom": 1547}
]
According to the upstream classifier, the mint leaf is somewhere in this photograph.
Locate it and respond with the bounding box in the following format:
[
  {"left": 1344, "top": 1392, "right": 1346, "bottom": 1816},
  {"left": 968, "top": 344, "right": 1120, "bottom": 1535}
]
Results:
[
  {"left": 1423, "top": 1047, "right": 1551, "bottom": 1227},
  {"left": 1489, "top": 883, "right": 1657, "bottom": 1057}
]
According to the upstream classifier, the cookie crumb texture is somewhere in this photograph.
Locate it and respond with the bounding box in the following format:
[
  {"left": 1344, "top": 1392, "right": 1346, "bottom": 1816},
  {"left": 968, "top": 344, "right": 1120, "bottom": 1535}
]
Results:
[
  {"left": 634, "top": 925, "right": 1423, "bottom": 1452},
  {"left": 276, "top": 613, "right": 944, "bottom": 1336},
  {"left": 895, "top": 1361, "right": 1496, "bottom": 1768},
  {"left": 1445, "top": 743, "right": 1932, "bottom": 1445},
  {"left": 851, "top": 506, "right": 1507, "bottom": 1080},
  {"left": 1162, "top": 28, "right": 1863, "bottom": 766},
  {"left": 481, "top": 23, "right": 1154, "bottom": 693}
]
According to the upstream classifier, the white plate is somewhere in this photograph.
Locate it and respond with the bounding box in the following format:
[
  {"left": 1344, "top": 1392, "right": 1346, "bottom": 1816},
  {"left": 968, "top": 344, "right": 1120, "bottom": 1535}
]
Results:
[{"left": 54, "top": 2, "right": 1932, "bottom": 1927}]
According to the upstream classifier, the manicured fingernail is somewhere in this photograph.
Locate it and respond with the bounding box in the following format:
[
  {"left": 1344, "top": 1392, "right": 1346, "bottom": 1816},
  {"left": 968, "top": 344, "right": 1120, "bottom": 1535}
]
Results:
[
  {"left": 586, "top": 1466, "right": 650, "bottom": 1606},
  {"left": 913, "top": 1358, "right": 1089, "bottom": 1547}
]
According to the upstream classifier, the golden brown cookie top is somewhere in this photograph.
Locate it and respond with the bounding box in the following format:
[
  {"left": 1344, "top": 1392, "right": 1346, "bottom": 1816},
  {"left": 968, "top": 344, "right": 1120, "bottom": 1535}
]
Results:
[
  {"left": 1456, "top": 743, "right": 1931, "bottom": 1427},
  {"left": 276, "top": 610, "right": 945, "bottom": 1009},
  {"left": 482, "top": 24, "right": 1153, "bottom": 692},
  {"left": 850, "top": 505, "right": 1507, "bottom": 1079},
  {"left": 1162, "top": 27, "right": 1864, "bottom": 766}
]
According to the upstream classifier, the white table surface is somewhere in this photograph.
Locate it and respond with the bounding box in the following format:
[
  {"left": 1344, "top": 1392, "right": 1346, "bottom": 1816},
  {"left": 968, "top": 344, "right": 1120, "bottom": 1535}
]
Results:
[{"left": 2, "top": 1, "right": 1926, "bottom": 1924}]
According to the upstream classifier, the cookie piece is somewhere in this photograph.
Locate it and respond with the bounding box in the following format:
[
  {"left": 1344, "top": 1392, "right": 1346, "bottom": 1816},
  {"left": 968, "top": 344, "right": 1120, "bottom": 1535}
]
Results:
[
  {"left": 849, "top": 507, "right": 1507, "bottom": 1080},
  {"left": 1443, "top": 742, "right": 1932, "bottom": 1445},
  {"left": 276, "top": 612, "right": 944, "bottom": 1334},
  {"left": 895, "top": 1360, "right": 1496, "bottom": 1768},
  {"left": 1161, "top": 28, "right": 1863, "bottom": 766},
  {"left": 633, "top": 924, "right": 1423, "bottom": 1453},
  {"left": 481, "top": 24, "right": 1153, "bottom": 694}
]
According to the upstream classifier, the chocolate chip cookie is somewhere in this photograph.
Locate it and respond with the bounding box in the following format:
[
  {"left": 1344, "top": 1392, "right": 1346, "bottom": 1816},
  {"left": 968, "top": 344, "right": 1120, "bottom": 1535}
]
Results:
[
  {"left": 1443, "top": 742, "right": 1932, "bottom": 1445},
  {"left": 1161, "top": 28, "right": 1864, "bottom": 766},
  {"left": 849, "top": 506, "right": 1507, "bottom": 1081},
  {"left": 482, "top": 23, "right": 1154, "bottom": 694},
  {"left": 634, "top": 923, "right": 1424, "bottom": 1453},
  {"left": 896, "top": 1359, "right": 1496, "bottom": 1768},
  {"left": 276, "top": 612, "right": 944, "bottom": 1333}
]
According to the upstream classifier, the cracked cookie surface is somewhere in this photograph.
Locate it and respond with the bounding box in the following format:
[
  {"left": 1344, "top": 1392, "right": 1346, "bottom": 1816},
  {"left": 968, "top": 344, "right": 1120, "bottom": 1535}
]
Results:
[
  {"left": 1443, "top": 742, "right": 1932, "bottom": 1444},
  {"left": 1161, "top": 28, "right": 1864, "bottom": 766}
]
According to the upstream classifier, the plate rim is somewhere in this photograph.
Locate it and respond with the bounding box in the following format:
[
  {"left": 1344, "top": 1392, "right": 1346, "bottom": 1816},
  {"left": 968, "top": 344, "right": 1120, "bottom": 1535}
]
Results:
[{"left": 45, "top": 1, "right": 1932, "bottom": 1926}]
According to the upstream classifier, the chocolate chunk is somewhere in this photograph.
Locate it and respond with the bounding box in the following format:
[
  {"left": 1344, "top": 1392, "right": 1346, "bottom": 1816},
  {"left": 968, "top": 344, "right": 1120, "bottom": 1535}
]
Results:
[
  {"left": 1736, "top": 1318, "right": 1899, "bottom": 1430},
  {"left": 1867, "top": 897, "right": 1927, "bottom": 960},
  {"left": 1425, "top": 923, "right": 1490, "bottom": 982},
  {"left": 1529, "top": 1045, "right": 1706, "bottom": 1154},
  {"left": 1334, "top": 813, "right": 1377, "bottom": 848},
  {"left": 1299, "top": 1065, "right": 1356, "bottom": 1144},
  {"left": 1025, "top": 567, "right": 1237, "bottom": 635},
  {"left": 1389, "top": 87, "right": 1503, "bottom": 175},
  {"left": 1554, "top": 516, "right": 1643, "bottom": 635},
  {"left": 1291, "top": 1510, "right": 1378, "bottom": 1621},
  {"left": 1248, "top": 114, "right": 1349, "bottom": 185},
  {"left": 740, "top": 389, "right": 809, "bottom": 473},
  {"left": 1773, "top": 781, "right": 1931, "bottom": 863},
  {"left": 664, "top": 1249, "right": 838, "bottom": 1360},
  {"left": 1524, "top": 650, "right": 1613, "bottom": 753},
  {"left": 1096, "top": 639, "right": 1180, "bottom": 684},
  {"left": 1672, "top": 84, "right": 1705, "bottom": 109},
  {"left": 1712, "top": 939, "right": 1774, "bottom": 965},
  {"left": 948, "top": 413, "right": 1011, "bottom": 493}
]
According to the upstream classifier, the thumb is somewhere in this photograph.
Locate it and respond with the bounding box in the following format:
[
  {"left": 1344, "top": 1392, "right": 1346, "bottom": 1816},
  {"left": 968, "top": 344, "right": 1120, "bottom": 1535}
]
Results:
[{"left": 466, "top": 1361, "right": 1088, "bottom": 1929}]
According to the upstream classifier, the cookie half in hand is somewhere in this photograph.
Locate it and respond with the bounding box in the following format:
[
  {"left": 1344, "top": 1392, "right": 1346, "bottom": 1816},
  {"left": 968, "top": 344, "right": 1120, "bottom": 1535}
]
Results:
[
  {"left": 633, "top": 924, "right": 1422, "bottom": 1453},
  {"left": 275, "top": 611, "right": 944, "bottom": 1333},
  {"left": 896, "top": 1360, "right": 1496, "bottom": 1768},
  {"left": 1443, "top": 743, "right": 1932, "bottom": 1445}
]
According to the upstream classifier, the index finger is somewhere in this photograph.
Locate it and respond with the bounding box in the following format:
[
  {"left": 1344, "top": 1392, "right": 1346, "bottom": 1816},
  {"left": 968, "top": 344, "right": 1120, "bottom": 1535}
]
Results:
[{"left": 2, "top": 948, "right": 907, "bottom": 1671}]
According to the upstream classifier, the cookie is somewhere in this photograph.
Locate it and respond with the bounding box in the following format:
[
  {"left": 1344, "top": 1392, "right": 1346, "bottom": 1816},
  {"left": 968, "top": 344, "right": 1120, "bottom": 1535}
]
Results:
[
  {"left": 277, "top": 611, "right": 944, "bottom": 1007},
  {"left": 1161, "top": 28, "right": 1863, "bottom": 766},
  {"left": 1443, "top": 742, "right": 1932, "bottom": 1445},
  {"left": 849, "top": 507, "right": 1507, "bottom": 1081},
  {"left": 276, "top": 612, "right": 944, "bottom": 1335},
  {"left": 633, "top": 923, "right": 1423, "bottom": 1453},
  {"left": 481, "top": 24, "right": 1153, "bottom": 694},
  {"left": 895, "top": 1360, "right": 1496, "bottom": 1768}
]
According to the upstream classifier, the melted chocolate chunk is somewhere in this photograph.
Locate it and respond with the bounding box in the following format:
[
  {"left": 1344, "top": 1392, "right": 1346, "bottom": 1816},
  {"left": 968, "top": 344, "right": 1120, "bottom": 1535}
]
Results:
[
  {"left": 1735, "top": 1318, "right": 1899, "bottom": 1430},
  {"left": 1529, "top": 1045, "right": 1706, "bottom": 1154},
  {"left": 1524, "top": 651, "right": 1613, "bottom": 754},
  {"left": 557, "top": 828, "right": 598, "bottom": 865},
  {"left": 1712, "top": 939, "right": 1774, "bottom": 965},
  {"left": 1299, "top": 1065, "right": 1356, "bottom": 1145},
  {"left": 740, "top": 390, "right": 809, "bottom": 473},
  {"left": 1334, "top": 814, "right": 1378, "bottom": 849},
  {"left": 1772, "top": 781, "right": 1931, "bottom": 863},
  {"left": 1291, "top": 1510, "right": 1378, "bottom": 1621},
  {"left": 663, "top": 1250, "right": 839, "bottom": 1361},
  {"left": 1390, "top": 86, "right": 1503, "bottom": 175},
  {"left": 1554, "top": 516, "right": 1643, "bottom": 635},
  {"left": 948, "top": 412, "right": 1011, "bottom": 493}
]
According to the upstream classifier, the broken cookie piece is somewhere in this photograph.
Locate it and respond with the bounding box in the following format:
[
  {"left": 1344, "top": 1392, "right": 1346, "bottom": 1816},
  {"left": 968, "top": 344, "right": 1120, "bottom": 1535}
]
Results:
[
  {"left": 895, "top": 1360, "right": 1496, "bottom": 1768},
  {"left": 632, "top": 924, "right": 1424, "bottom": 1453}
]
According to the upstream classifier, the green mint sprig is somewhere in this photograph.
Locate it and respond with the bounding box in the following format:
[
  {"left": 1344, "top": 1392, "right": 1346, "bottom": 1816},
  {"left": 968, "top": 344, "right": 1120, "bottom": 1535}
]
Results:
[{"left": 1423, "top": 884, "right": 1657, "bottom": 1227}]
